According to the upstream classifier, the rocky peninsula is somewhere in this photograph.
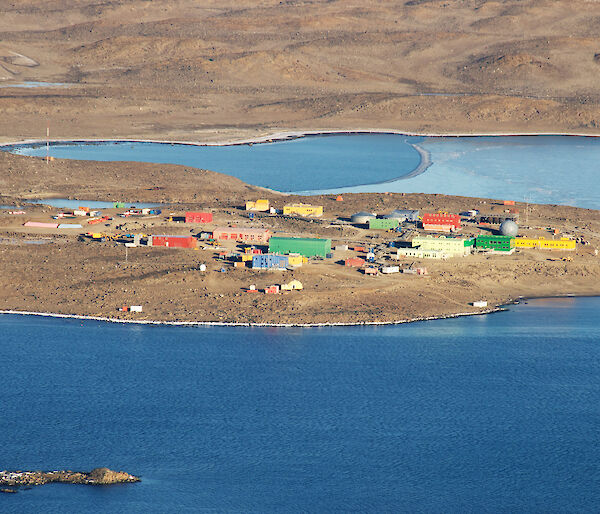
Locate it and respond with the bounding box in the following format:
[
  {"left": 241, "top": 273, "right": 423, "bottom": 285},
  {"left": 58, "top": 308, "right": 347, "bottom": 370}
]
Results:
[
  {"left": 0, "top": 468, "right": 140, "bottom": 492},
  {"left": 0, "top": 151, "right": 599, "bottom": 327}
]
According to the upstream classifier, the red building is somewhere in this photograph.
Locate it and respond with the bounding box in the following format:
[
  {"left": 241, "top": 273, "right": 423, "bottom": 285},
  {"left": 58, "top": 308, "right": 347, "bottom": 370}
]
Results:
[
  {"left": 345, "top": 257, "right": 365, "bottom": 267},
  {"left": 421, "top": 213, "right": 461, "bottom": 232},
  {"left": 212, "top": 227, "right": 271, "bottom": 243},
  {"left": 185, "top": 212, "right": 213, "bottom": 223},
  {"left": 150, "top": 235, "right": 197, "bottom": 248}
]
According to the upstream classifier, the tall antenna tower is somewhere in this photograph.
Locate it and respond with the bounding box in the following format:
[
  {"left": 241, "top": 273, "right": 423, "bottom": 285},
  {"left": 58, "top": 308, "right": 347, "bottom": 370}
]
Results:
[{"left": 46, "top": 120, "right": 49, "bottom": 163}]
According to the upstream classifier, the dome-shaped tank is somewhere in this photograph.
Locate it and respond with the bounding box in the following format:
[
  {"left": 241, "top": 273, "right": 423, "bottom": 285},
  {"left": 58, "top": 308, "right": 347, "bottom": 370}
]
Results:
[
  {"left": 391, "top": 209, "right": 420, "bottom": 222},
  {"left": 499, "top": 220, "right": 519, "bottom": 237},
  {"left": 351, "top": 211, "right": 376, "bottom": 224}
]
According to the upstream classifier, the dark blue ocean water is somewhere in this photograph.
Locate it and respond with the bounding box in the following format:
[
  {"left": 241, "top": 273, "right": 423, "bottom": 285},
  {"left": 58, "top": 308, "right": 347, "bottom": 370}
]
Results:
[{"left": 1, "top": 297, "right": 599, "bottom": 513}]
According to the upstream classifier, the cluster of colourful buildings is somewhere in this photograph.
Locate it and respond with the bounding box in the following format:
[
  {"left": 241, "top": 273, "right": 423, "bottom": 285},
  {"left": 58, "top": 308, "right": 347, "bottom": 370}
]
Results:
[{"left": 395, "top": 234, "right": 576, "bottom": 260}]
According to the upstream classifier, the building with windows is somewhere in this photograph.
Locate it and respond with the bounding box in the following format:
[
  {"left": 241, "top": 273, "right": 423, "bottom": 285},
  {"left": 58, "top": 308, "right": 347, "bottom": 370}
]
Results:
[
  {"left": 411, "top": 235, "right": 474, "bottom": 257},
  {"left": 212, "top": 227, "right": 271, "bottom": 243}
]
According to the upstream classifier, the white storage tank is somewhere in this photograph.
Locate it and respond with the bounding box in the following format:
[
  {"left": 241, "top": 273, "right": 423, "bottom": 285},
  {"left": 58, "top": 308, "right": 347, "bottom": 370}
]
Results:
[{"left": 351, "top": 211, "right": 376, "bottom": 224}]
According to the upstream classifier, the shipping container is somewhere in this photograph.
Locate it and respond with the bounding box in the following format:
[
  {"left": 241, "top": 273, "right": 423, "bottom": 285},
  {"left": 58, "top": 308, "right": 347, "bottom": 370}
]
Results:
[
  {"left": 268, "top": 237, "right": 331, "bottom": 258},
  {"left": 185, "top": 211, "right": 213, "bottom": 223},
  {"left": 345, "top": 257, "right": 365, "bottom": 267}
]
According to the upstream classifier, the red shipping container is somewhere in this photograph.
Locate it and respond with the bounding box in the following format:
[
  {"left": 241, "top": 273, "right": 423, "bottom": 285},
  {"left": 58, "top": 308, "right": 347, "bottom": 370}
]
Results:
[
  {"left": 185, "top": 212, "right": 213, "bottom": 223},
  {"left": 503, "top": 200, "right": 515, "bottom": 206},
  {"left": 345, "top": 257, "right": 365, "bottom": 267},
  {"left": 152, "top": 235, "right": 197, "bottom": 248}
]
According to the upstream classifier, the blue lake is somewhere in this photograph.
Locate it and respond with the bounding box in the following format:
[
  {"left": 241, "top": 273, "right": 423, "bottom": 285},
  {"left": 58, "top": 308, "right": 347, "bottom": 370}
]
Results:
[
  {"left": 1, "top": 297, "right": 599, "bottom": 513},
  {"left": 5, "top": 135, "right": 423, "bottom": 194},
  {"left": 25, "top": 199, "right": 161, "bottom": 209},
  {"left": 0, "top": 82, "right": 70, "bottom": 89},
  {"left": 5, "top": 134, "right": 600, "bottom": 209}
]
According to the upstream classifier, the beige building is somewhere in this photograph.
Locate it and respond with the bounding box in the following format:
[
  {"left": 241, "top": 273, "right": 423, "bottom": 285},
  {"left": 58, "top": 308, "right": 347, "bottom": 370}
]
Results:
[
  {"left": 396, "top": 248, "right": 448, "bottom": 260},
  {"left": 411, "top": 235, "right": 474, "bottom": 257}
]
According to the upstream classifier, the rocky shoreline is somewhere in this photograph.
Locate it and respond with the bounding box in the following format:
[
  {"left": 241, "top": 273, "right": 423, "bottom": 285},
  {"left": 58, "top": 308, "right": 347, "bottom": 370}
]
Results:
[
  {"left": 0, "top": 468, "right": 140, "bottom": 491},
  {"left": 0, "top": 306, "right": 506, "bottom": 328}
]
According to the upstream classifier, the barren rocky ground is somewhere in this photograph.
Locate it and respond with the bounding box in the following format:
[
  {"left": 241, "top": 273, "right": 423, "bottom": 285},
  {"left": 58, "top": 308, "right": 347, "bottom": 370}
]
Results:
[
  {"left": 1, "top": 1, "right": 599, "bottom": 324},
  {"left": 1, "top": 0, "right": 600, "bottom": 142}
]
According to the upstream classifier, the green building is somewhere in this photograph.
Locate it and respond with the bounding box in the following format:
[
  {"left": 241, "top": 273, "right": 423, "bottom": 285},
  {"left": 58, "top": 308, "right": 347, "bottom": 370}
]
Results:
[
  {"left": 268, "top": 237, "right": 332, "bottom": 258},
  {"left": 475, "top": 235, "right": 515, "bottom": 252},
  {"left": 368, "top": 218, "right": 399, "bottom": 230}
]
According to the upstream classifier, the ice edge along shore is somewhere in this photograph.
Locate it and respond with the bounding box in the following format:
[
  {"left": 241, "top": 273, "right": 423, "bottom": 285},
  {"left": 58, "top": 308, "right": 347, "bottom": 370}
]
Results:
[{"left": 0, "top": 307, "right": 506, "bottom": 329}]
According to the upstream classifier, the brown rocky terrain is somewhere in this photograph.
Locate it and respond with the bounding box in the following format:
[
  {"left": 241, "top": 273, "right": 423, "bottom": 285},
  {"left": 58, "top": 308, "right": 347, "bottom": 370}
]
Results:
[
  {"left": 0, "top": 1, "right": 599, "bottom": 326},
  {"left": 0, "top": 151, "right": 273, "bottom": 205},
  {"left": 1, "top": 1, "right": 600, "bottom": 142}
]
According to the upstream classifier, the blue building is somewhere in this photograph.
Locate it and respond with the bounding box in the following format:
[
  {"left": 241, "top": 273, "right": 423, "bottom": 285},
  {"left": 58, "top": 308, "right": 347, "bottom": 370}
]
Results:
[{"left": 252, "top": 254, "right": 289, "bottom": 270}]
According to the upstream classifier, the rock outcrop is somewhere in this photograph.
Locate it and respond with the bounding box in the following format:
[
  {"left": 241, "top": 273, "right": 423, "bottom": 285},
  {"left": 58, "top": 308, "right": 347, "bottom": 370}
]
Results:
[{"left": 0, "top": 468, "right": 140, "bottom": 488}]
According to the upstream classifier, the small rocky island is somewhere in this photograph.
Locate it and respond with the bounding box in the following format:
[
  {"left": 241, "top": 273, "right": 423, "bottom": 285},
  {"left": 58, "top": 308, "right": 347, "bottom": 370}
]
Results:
[{"left": 0, "top": 468, "right": 140, "bottom": 492}]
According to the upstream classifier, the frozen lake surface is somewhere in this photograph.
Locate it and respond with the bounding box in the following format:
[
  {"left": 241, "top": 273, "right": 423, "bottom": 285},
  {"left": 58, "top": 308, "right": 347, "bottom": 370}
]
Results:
[{"left": 6, "top": 134, "right": 600, "bottom": 209}]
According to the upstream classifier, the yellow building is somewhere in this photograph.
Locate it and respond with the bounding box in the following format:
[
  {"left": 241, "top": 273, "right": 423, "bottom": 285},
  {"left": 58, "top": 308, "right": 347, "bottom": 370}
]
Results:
[
  {"left": 515, "top": 237, "right": 576, "bottom": 250},
  {"left": 245, "top": 199, "right": 270, "bottom": 212},
  {"left": 281, "top": 279, "right": 303, "bottom": 291},
  {"left": 283, "top": 203, "right": 323, "bottom": 217},
  {"left": 286, "top": 253, "right": 304, "bottom": 267}
]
